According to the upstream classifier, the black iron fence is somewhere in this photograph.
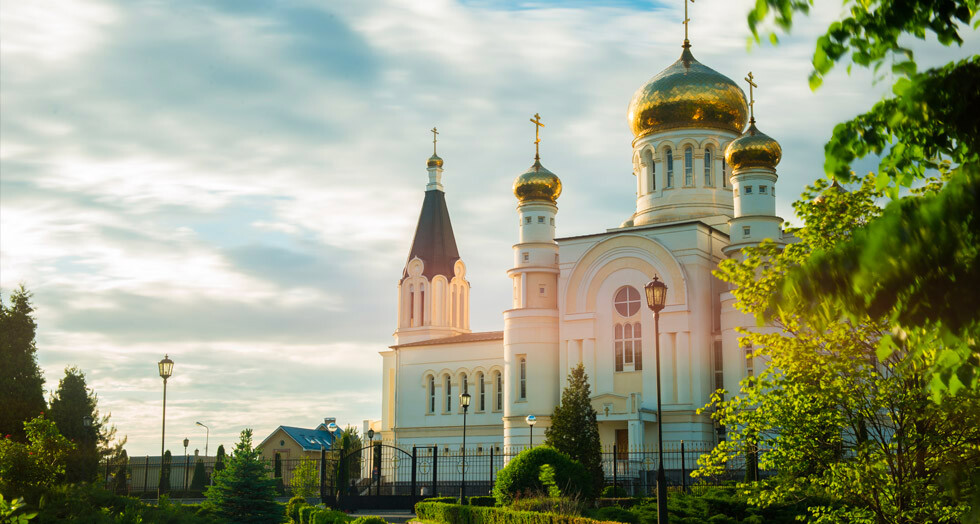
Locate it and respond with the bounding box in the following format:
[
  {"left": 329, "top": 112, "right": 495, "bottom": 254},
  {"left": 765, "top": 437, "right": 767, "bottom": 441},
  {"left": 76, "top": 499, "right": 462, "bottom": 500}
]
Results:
[{"left": 100, "top": 441, "right": 761, "bottom": 499}]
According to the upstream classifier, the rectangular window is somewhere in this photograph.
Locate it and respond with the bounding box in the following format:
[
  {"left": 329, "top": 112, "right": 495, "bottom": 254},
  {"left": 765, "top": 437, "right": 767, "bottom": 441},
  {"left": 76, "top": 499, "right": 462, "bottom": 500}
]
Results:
[
  {"left": 743, "top": 226, "right": 751, "bottom": 237},
  {"left": 479, "top": 377, "right": 486, "bottom": 411},
  {"left": 537, "top": 216, "right": 545, "bottom": 223},
  {"left": 614, "top": 341, "right": 624, "bottom": 372},
  {"left": 445, "top": 376, "right": 452, "bottom": 412},
  {"left": 539, "top": 285, "right": 546, "bottom": 295},
  {"left": 704, "top": 149, "right": 713, "bottom": 186},
  {"left": 428, "top": 376, "right": 435, "bottom": 413},
  {"left": 522, "top": 252, "right": 529, "bottom": 262},
  {"left": 759, "top": 185, "right": 767, "bottom": 194},
  {"left": 525, "top": 216, "right": 532, "bottom": 224},
  {"left": 519, "top": 357, "right": 527, "bottom": 400},
  {"left": 495, "top": 373, "right": 502, "bottom": 411},
  {"left": 666, "top": 150, "right": 674, "bottom": 187},
  {"left": 713, "top": 340, "right": 725, "bottom": 401},
  {"left": 744, "top": 343, "right": 754, "bottom": 377},
  {"left": 684, "top": 147, "right": 694, "bottom": 186},
  {"left": 634, "top": 323, "right": 642, "bottom": 370},
  {"left": 744, "top": 185, "right": 753, "bottom": 194}
]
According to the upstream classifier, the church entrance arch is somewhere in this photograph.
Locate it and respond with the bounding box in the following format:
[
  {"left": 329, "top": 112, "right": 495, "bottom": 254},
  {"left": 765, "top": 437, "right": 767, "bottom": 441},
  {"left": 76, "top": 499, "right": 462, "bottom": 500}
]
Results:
[{"left": 335, "top": 444, "right": 428, "bottom": 511}]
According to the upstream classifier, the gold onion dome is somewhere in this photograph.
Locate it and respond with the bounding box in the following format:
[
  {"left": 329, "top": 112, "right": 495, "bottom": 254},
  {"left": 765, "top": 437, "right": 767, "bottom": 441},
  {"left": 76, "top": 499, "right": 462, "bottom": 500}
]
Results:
[
  {"left": 514, "top": 160, "right": 562, "bottom": 203},
  {"left": 724, "top": 121, "right": 782, "bottom": 172},
  {"left": 427, "top": 154, "right": 443, "bottom": 168},
  {"left": 628, "top": 47, "right": 749, "bottom": 138},
  {"left": 813, "top": 179, "right": 846, "bottom": 204}
]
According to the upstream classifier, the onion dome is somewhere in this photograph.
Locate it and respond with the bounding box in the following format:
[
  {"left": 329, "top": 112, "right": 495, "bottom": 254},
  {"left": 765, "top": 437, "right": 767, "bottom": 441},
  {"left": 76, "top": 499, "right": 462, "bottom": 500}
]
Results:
[
  {"left": 813, "top": 179, "right": 846, "bottom": 204},
  {"left": 427, "top": 154, "right": 443, "bottom": 168},
  {"left": 724, "top": 122, "right": 782, "bottom": 172},
  {"left": 514, "top": 159, "right": 562, "bottom": 204},
  {"left": 628, "top": 47, "right": 749, "bottom": 138}
]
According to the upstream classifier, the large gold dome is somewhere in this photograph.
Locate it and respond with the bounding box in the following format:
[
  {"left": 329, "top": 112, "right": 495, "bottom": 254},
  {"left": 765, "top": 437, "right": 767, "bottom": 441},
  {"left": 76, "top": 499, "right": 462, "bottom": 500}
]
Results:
[
  {"left": 628, "top": 47, "right": 749, "bottom": 138},
  {"left": 724, "top": 122, "right": 782, "bottom": 171},
  {"left": 514, "top": 160, "right": 562, "bottom": 204}
]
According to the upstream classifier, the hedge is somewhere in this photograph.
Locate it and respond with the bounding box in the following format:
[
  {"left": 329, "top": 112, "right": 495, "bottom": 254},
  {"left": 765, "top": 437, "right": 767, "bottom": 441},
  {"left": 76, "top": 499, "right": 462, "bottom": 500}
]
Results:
[
  {"left": 467, "top": 496, "right": 497, "bottom": 507},
  {"left": 415, "top": 501, "right": 618, "bottom": 524}
]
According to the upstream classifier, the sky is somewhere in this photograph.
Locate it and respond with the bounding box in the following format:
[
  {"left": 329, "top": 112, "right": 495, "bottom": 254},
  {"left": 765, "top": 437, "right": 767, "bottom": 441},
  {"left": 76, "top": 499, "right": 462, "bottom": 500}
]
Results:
[{"left": 1, "top": 0, "right": 976, "bottom": 456}]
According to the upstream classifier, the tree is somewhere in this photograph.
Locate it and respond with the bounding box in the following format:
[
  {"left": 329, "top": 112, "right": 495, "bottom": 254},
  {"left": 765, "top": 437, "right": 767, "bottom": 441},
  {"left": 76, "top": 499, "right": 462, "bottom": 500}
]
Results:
[
  {"left": 48, "top": 366, "right": 123, "bottom": 482},
  {"left": 0, "top": 286, "right": 46, "bottom": 442},
  {"left": 111, "top": 449, "right": 129, "bottom": 494},
  {"left": 0, "top": 415, "right": 75, "bottom": 503},
  {"left": 334, "top": 426, "right": 361, "bottom": 491},
  {"left": 747, "top": 0, "right": 980, "bottom": 399},
  {"left": 190, "top": 458, "right": 208, "bottom": 493},
  {"left": 291, "top": 459, "right": 319, "bottom": 498},
  {"left": 544, "top": 363, "right": 603, "bottom": 498},
  {"left": 696, "top": 177, "right": 980, "bottom": 523},
  {"left": 203, "top": 429, "right": 281, "bottom": 524},
  {"left": 214, "top": 444, "right": 226, "bottom": 474},
  {"left": 159, "top": 450, "right": 172, "bottom": 494}
]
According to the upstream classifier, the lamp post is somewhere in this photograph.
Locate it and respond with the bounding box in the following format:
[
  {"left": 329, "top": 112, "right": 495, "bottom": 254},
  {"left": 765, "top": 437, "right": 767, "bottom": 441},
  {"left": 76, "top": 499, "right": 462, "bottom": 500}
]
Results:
[
  {"left": 460, "top": 392, "right": 471, "bottom": 502},
  {"left": 157, "top": 354, "right": 174, "bottom": 501},
  {"left": 327, "top": 423, "right": 339, "bottom": 498},
  {"left": 195, "top": 422, "right": 209, "bottom": 457},
  {"left": 645, "top": 276, "right": 669, "bottom": 524},
  {"left": 525, "top": 415, "right": 536, "bottom": 447},
  {"left": 183, "top": 438, "right": 189, "bottom": 493},
  {"left": 367, "top": 428, "right": 375, "bottom": 495}
]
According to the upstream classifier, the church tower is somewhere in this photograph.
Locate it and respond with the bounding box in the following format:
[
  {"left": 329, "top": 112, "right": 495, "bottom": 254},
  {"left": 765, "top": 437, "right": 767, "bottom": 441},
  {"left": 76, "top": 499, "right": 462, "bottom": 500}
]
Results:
[
  {"left": 394, "top": 131, "right": 471, "bottom": 346},
  {"left": 503, "top": 114, "right": 562, "bottom": 449}
]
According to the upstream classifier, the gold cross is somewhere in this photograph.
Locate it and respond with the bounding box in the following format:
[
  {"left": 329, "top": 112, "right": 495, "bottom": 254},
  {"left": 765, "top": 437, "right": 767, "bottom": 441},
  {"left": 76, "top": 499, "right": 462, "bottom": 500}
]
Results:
[
  {"left": 744, "top": 72, "right": 758, "bottom": 122},
  {"left": 431, "top": 127, "right": 439, "bottom": 155},
  {"left": 683, "top": 0, "right": 694, "bottom": 44},
  {"left": 530, "top": 113, "right": 545, "bottom": 161}
]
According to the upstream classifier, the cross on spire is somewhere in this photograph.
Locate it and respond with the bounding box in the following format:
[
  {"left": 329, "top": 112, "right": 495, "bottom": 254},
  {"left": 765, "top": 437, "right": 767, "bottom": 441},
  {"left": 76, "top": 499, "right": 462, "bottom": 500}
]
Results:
[
  {"left": 530, "top": 113, "right": 545, "bottom": 161},
  {"left": 744, "top": 72, "right": 758, "bottom": 123},
  {"left": 682, "top": 0, "right": 695, "bottom": 47},
  {"left": 431, "top": 127, "right": 439, "bottom": 155}
]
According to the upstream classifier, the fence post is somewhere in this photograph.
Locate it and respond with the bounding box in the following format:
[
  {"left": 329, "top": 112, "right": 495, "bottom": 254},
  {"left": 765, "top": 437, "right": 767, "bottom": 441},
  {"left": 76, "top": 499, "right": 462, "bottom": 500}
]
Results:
[
  {"left": 490, "top": 447, "right": 495, "bottom": 494},
  {"left": 431, "top": 446, "right": 438, "bottom": 496},
  {"left": 320, "top": 447, "right": 327, "bottom": 504},
  {"left": 143, "top": 456, "right": 149, "bottom": 496},
  {"left": 680, "top": 440, "right": 686, "bottom": 493},
  {"left": 411, "top": 446, "right": 418, "bottom": 500},
  {"left": 612, "top": 444, "right": 617, "bottom": 493}
]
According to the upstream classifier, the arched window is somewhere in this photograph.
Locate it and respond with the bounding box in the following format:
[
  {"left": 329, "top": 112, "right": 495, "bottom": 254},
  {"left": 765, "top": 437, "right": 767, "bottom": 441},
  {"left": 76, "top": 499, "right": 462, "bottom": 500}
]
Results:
[
  {"left": 461, "top": 373, "right": 468, "bottom": 400},
  {"left": 494, "top": 371, "right": 503, "bottom": 411},
  {"left": 650, "top": 156, "right": 656, "bottom": 190},
  {"left": 409, "top": 285, "right": 415, "bottom": 327},
  {"left": 478, "top": 372, "right": 486, "bottom": 411},
  {"left": 614, "top": 286, "right": 642, "bottom": 317},
  {"left": 614, "top": 322, "right": 643, "bottom": 372},
  {"left": 704, "top": 148, "right": 713, "bottom": 186},
  {"left": 665, "top": 148, "right": 674, "bottom": 188},
  {"left": 519, "top": 357, "right": 527, "bottom": 400},
  {"left": 427, "top": 375, "right": 435, "bottom": 413},
  {"left": 684, "top": 146, "right": 694, "bottom": 186},
  {"left": 420, "top": 284, "right": 425, "bottom": 325},
  {"left": 444, "top": 374, "right": 452, "bottom": 412},
  {"left": 722, "top": 157, "right": 727, "bottom": 187}
]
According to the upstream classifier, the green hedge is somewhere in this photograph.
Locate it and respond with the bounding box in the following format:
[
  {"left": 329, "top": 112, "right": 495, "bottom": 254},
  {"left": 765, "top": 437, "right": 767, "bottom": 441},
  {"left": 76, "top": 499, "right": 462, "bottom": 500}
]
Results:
[
  {"left": 467, "top": 496, "right": 497, "bottom": 507},
  {"left": 415, "top": 501, "right": 616, "bottom": 524},
  {"left": 425, "top": 496, "right": 461, "bottom": 504},
  {"left": 492, "top": 446, "right": 592, "bottom": 505},
  {"left": 299, "top": 505, "right": 316, "bottom": 524}
]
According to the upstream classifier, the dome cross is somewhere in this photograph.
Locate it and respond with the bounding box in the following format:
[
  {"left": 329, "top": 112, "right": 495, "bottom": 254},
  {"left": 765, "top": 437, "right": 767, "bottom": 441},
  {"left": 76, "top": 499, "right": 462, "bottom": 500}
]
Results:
[
  {"left": 530, "top": 113, "right": 545, "bottom": 162},
  {"left": 682, "top": 0, "right": 694, "bottom": 47},
  {"left": 431, "top": 127, "right": 439, "bottom": 155},
  {"left": 744, "top": 72, "right": 758, "bottom": 124}
]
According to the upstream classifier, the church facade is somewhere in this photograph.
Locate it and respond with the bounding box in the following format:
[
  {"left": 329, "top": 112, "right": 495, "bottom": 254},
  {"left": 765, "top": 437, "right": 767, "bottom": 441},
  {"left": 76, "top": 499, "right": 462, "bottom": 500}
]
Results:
[{"left": 378, "top": 35, "right": 788, "bottom": 455}]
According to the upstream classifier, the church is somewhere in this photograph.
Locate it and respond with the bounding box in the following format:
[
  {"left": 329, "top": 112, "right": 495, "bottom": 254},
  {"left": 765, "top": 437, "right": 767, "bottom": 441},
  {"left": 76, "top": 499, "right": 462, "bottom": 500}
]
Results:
[{"left": 378, "top": 22, "right": 787, "bottom": 455}]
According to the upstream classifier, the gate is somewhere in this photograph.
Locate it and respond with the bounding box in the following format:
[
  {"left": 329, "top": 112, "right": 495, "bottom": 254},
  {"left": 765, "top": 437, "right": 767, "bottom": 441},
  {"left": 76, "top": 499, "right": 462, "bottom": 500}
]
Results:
[{"left": 335, "top": 444, "right": 433, "bottom": 511}]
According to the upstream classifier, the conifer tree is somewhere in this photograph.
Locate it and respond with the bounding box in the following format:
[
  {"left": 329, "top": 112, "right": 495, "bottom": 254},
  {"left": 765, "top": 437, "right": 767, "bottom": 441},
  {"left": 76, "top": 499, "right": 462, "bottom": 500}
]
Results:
[
  {"left": 190, "top": 458, "right": 207, "bottom": 493},
  {"left": 204, "top": 429, "right": 281, "bottom": 523},
  {"left": 214, "top": 444, "right": 226, "bottom": 474},
  {"left": 0, "top": 286, "right": 46, "bottom": 442},
  {"left": 544, "top": 363, "right": 603, "bottom": 497},
  {"left": 48, "top": 367, "right": 102, "bottom": 482},
  {"left": 159, "top": 450, "right": 172, "bottom": 493}
]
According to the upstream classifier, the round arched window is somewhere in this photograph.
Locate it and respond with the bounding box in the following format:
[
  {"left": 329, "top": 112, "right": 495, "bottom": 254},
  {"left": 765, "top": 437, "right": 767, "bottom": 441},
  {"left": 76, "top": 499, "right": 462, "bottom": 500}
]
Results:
[{"left": 614, "top": 286, "right": 641, "bottom": 317}]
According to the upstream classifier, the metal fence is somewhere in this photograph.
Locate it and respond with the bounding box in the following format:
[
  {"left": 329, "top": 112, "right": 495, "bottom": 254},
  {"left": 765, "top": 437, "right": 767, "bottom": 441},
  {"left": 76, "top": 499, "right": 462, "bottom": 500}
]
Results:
[{"left": 101, "top": 441, "right": 760, "bottom": 499}]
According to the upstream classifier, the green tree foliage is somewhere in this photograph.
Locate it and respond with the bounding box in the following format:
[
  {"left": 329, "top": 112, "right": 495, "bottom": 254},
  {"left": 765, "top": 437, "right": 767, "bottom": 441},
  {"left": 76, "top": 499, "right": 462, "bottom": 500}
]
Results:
[
  {"left": 544, "top": 363, "right": 603, "bottom": 498},
  {"left": 492, "top": 446, "right": 591, "bottom": 505},
  {"left": 110, "top": 450, "right": 128, "bottom": 494},
  {"left": 697, "top": 177, "right": 980, "bottom": 523},
  {"left": 291, "top": 459, "right": 320, "bottom": 498},
  {"left": 203, "top": 428, "right": 282, "bottom": 524},
  {"left": 214, "top": 444, "right": 226, "bottom": 473},
  {"left": 189, "top": 458, "right": 207, "bottom": 492},
  {"left": 746, "top": 0, "right": 980, "bottom": 399},
  {"left": 159, "top": 450, "right": 172, "bottom": 493},
  {"left": 0, "top": 416, "right": 75, "bottom": 503},
  {"left": 334, "top": 426, "right": 361, "bottom": 491},
  {"left": 0, "top": 286, "right": 46, "bottom": 442}
]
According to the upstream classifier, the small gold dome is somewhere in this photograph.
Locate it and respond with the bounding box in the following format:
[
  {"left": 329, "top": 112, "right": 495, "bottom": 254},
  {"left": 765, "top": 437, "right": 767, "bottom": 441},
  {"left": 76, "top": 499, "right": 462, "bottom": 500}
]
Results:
[
  {"left": 514, "top": 160, "right": 562, "bottom": 203},
  {"left": 724, "top": 122, "right": 782, "bottom": 172},
  {"left": 813, "top": 180, "right": 846, "bottom": 204},
  {"left": 427, "top": 154, "right": 443, "bottom": 168},
  {"left": 628, "top": 47, "right": 749, "bottom": 138}
]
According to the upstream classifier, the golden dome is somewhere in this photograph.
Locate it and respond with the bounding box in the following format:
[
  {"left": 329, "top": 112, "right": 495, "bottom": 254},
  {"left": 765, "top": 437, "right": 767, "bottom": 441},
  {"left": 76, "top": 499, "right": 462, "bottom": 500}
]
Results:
[
  {"left": 514, "top": 160, "right": 562, "bottom": 204},
  {"left": 628, "top": 47, "right": 749, "bottom": 138},
  {"left": 813, "top": 180, "right": 846, "bottom": 204},
  {"left": 427, "top": 154, "right": 443, "bottom": 168},
  {"left": 724, "top": 122, "right": 781, "bottom": 171}
]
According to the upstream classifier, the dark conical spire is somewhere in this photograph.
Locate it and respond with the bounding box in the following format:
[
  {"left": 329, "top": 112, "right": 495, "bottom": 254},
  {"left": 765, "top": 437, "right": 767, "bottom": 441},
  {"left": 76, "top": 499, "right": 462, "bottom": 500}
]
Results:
[{"left": 402, "top": 189, "right": 460, "bottom": 281}]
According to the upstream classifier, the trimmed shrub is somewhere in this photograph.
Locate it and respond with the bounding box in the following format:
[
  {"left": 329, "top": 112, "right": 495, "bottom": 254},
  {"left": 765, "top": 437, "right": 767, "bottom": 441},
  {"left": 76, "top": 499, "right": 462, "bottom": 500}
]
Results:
[
  {"left": 351, "top": 517, "right": 387, "bottom": 524},
  {"left": 299, "top": 505, "right": 316, "bottom": 524},
  {"left": 415, "top": 501, "right": 611, "bottom": 524},
  {"left": 601, "top": 485, "right": 628, "bottom": 498},
  {"left": 593, "top": 507, "right": 638, "bottom": 524},
  {"left": 492, "top": 446, "right": 591, "bottom": 505},
  {"left": 466, "top": 496, "right": 496, "bottom": 507},
  {"left": 595, "top": 498, "right": 637, "bottom": 509},
  {"left": 287, "top": 495, "right": 308, "bottom": 523},
  {"left": 312, "top": 508, "right": 353, "bottom": 524},
  {"left": 425, "top": 496, "right": 460, "bottom": 503},
  {"left": 511, "top": 496, "right": 586, "bottom": 516}
]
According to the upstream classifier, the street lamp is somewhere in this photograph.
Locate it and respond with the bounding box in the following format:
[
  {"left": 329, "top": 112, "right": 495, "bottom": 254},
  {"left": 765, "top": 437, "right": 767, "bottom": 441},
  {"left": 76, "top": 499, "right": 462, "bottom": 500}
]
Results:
[
  {"left": 525, "top": 415, "right": 536, "bottom": 447},
  {"left": 645, "top": 276, "right": 668, "bottom": 524},
  {"left": 183, "top": 438, "right": 190, "bottom": 493},
  {"left": 367, "top": 428, "right": 376, "bottom": 496},
  {"left": 157, "top": 354, "right": 174, "bottom": 501},
  {"left": 460, "top": 392, "right": 471, "bottom": 502},
  {"left": 195, "top": 422, "right": 209, "bottom": 457}
]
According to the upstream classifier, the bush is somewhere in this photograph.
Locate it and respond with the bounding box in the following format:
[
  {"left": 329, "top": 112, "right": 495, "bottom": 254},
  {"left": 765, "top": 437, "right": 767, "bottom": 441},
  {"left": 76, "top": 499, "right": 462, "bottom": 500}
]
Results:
[
  {"left": 601, "top": 485, "right": 628, "bottom": 498},
  {"left": 351, "top": 517, "right": 387, "bottom": 524},
  {"left": 32, "top": 484, "right": 211, "bottom": 523},
  {"left": 299, "top": 505, "right": 316, "bottom": 524},
  {"left": 425, "top": 496, "right": 460, "bottom": 503},
  {"left": 492, "top": 446, "right": 592, "bottom": 505},
  {"left": 593, "top": 507, "right": 638, "bottom": 524},
  {"left": 312, "top": 508, "right": 353, "bottom": 524},
  {"left": 511, "top": 496, "right": 585, "bottom": 516},
  {"left": 467, "top": 496, "right": 496, "bottom": 507},
  {"left": 287, "top": 495, "right": 308, "bottom": 522},
  {"left": 416, "top": 501, "right": 611, "bottom": 524}
]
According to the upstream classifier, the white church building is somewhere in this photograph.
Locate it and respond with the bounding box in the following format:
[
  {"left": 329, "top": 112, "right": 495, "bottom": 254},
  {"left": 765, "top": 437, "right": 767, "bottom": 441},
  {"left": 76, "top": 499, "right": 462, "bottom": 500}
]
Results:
[{"left": 378, "top": 33, "right": 787, "bottom": 456}]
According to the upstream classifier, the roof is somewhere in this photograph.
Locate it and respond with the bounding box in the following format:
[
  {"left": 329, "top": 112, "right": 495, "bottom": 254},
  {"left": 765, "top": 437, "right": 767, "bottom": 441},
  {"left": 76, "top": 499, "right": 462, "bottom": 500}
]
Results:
[
  {"left": 391, "top": 330, "right": 504, "bottom": 349},
  {"left": 403, "top": 189, "right": 460, "bottom": 281},
  {"left": 269, "top": 426, "right": 336, "bottom": 452}
]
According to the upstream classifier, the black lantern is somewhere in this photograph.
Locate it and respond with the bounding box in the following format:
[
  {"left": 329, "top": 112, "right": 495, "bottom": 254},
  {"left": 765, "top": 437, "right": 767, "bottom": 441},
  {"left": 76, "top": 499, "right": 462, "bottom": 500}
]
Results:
[
  {"left": 645, "top": 276, "right": 668, "bottom": 313},
  {"left": 158, "top": 354, "right": 174, "bottom": 380}
]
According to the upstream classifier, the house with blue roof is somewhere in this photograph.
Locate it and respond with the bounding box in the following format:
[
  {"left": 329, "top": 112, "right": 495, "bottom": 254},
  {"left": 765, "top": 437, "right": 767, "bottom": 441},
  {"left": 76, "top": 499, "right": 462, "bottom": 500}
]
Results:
[{"left": 258, "top": 417, "right": 339, "bottom": 463}]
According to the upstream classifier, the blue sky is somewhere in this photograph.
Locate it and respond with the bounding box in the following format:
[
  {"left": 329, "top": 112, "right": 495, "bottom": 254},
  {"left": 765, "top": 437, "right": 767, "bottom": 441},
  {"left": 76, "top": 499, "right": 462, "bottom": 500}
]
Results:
[{"left": 2, "top": 0, "right": 976, "bottom": 456}]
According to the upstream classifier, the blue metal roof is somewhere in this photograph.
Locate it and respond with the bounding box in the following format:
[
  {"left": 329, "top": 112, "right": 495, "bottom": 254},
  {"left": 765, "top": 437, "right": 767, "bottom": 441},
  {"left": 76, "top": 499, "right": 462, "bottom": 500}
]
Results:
[{"left": 279, "top": 425, "right": 336, "bottom": 451}]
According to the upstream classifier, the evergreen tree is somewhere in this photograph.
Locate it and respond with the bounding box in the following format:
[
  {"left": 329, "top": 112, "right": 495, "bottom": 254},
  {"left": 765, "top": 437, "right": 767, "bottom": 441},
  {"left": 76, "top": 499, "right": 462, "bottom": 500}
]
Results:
[
  {"left": 203, "top": 429, "right": 281, "bottom": 523},
  {"left": 0, "top": 286, "right": 46, "bottom": 442},
  {"left": 159, "top": 450, "right": 172, "bottom": 493},
  {"left": 112, "top": 449, "right": 129, "bottom": 494},
  {"left": 48, "top": 367, "right": 101, "bottom": 482},
  {"left": 190, "top": 458, "right": 207, "bottom": 493},
  {"left": 214, "top": 444, "right": 226, "bottom": 474},
  {"left": 544, "top": 363, "right": 603, "bottom": 498}
]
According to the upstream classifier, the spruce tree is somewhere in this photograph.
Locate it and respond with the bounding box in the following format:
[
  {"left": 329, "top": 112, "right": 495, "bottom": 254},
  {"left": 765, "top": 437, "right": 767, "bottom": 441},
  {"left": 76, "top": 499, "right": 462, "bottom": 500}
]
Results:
[
  {"left": 190, "top": 458, "right": 208, "bottom": 493},
  {"left": 204, "top": 429, "right": 281, "bottom": 523},
  {"left": 214, "top": 444, "right": 226, "bottom": 473},
  {"left": 0, "top": 286, "right": 46, "bottom": 442},
  {"left": 159, "top": 450, "right": 172, "bottom": 493},
  {"left": 544, "top": 363, "right": 603, "bottom": 497},
  {"left": 48, "top": 367, "right": 101, "bottom": 482}
]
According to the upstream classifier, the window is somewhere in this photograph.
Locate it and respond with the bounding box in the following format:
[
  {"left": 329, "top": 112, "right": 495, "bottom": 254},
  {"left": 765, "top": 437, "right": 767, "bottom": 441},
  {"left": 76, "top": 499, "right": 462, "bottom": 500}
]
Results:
[
  {"left": 651, "top": 158, "right": 656, "bottom": 190},
  {"left": 428, "top": 375, "right": 435, "bottom": 413},
  {"left": 539, "top": 285, "right": 546, "bottom": 296},
  {"left": 537, "top": 216, "right": 545, "bottom": 223},
  {"left": 614, "top": 286, "right": 642, "bottom": 317},
  {"left": 478, "top": 373, "right": 485, "bottom": 411},
  {"left": 744, "top": 185, "right": 753, "bottom": 194},
  {"left": 462, "top": 373, "right": 468, "bottom": 394},
  {"left": 550, "top": 217, "right": 555, "bottom": 225},
  {"left": 665, "top": 148, "right": 674, "bottom": 187},
  {"left": 444, "top": 375, "right": 452, "bottom": 412},
  {"left": 519, "top": 357, "right": 527, "bottom": 400},
  {"left": 684, "top": 146, "right": 694, "bottom": 186},
  {"left": 522, "top": 252, "right": 529, "bottom": 262},
  {"left": 614, "top": 322, "right": 643, "bottom": 371},
  {"left": 744, "top": 344, "right": 754, "bottom": 377},
  {"left": 525, "top": 216, "right": 532, "bottom": 224},
  {"left": 722, "top": 157, "right": 727, "bottom": 187},
  {"left": 409, "top": 286, "right": 415, "bottom": 327},
  {"left": 704, "top": 148, "right": 713, "bottom": 186},
  {"left": 713, "top": 341, "right": 725, "bottom": 401},
  {"left": 420, "top": 289, "right": 425, "bottom": 325},
  {"left": 743, "top": 226, "right": 751, "bottom": 237},
  {"left": 494, "top": 371, "right": 503, "bottom": 411},
  {"left": 759, "top": 185, "right": 767, "bottom": 194}
]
